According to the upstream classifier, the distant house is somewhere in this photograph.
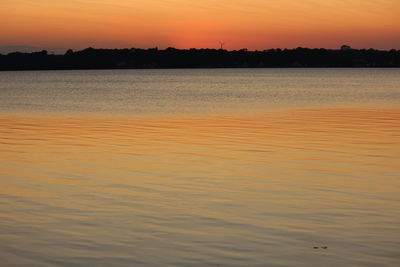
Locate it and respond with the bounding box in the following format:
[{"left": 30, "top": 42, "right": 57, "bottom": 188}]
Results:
[{"left": 341, "top": 45, "right": 352, "bottom": 51}]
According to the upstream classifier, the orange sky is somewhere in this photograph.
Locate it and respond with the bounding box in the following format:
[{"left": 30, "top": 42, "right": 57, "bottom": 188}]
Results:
[{"left": 1, "top": 0, "right": 400, "bottom": 51}]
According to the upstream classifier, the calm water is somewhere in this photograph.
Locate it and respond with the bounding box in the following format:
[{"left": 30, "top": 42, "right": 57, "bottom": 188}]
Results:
[{"left": 0, "top": 69, "right": 399, "bottom": 266}]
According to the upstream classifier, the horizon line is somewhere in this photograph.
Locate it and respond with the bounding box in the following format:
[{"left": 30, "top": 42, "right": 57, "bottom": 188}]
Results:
[{"left": 2, "top": 45, "right": 399, "bottom": 55}]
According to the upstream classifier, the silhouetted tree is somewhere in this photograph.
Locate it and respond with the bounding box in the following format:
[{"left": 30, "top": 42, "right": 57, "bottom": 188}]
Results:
[
  {"left": 65, "top": 49, "right": 74, "bottom": 56},
  {"left": 341, "top": 45, "right": 352, "bottom": 51}
]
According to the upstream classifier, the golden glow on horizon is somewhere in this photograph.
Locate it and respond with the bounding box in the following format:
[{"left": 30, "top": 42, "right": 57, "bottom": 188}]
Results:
[{"left": 1, "top": 0, "right": 400, "bottom": 50}]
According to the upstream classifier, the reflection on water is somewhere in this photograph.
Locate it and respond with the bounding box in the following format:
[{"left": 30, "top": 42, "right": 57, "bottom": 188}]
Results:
[
  {"left": 1, "top": 108, "right": 399, "bottom": 266},
  {"left": 1, "top": 69, "right": 400, "bottom": 114}
]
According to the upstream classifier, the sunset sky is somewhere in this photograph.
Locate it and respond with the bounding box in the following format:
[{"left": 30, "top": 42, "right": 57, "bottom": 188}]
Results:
[{"left": 1, "top": 0, "right": 400, "bottom": 52}]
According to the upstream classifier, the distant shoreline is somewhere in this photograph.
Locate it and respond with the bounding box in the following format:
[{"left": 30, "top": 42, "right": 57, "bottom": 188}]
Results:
[{"left": 1, "top": 47, "right": 399, "bottom": 71}]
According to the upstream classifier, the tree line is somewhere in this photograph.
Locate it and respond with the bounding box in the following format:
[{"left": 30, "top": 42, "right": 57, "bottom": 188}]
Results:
[{"left": 1, "top": 46, "right": 399, "bottom": 70}]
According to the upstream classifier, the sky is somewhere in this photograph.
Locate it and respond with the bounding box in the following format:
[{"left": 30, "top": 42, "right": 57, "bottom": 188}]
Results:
[{"left": 1, "top": 0, "right": 400, "bottom": 52}]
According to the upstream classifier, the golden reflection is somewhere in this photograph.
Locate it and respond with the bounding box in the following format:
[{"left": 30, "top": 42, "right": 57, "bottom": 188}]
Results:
[
  {"left": 1, "top": 108, "right": 399, "bottom": 196},
  {"left": 1, "top": 107, "right": 400, "bottom": 265}
]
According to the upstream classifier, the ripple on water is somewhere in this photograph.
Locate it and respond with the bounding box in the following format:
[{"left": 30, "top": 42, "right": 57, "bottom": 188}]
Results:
[{"left": 0, "top": 107, "right": 400, "bottom": 266}]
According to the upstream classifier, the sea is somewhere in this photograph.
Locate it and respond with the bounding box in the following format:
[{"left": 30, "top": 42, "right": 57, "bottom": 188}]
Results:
[{"left": 0, "top": 69, "right": 399, "bottom": 266}]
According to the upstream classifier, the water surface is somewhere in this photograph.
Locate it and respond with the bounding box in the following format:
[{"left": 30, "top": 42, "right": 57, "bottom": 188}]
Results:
[{"left": 0, "top": 69, "right": 399, "bottom": 266}]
